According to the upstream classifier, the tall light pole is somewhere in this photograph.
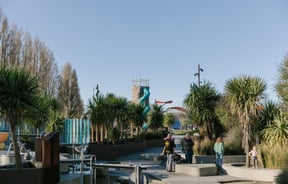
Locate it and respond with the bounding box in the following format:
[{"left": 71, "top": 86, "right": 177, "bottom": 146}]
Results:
[{"left": 194, "top": 64, "right": 204, "bottom": 87}]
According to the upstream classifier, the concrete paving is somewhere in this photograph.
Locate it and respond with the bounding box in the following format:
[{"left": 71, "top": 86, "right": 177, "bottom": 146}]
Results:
[{"left": 116, "top": 147, "right": 253, "bottom": 184}]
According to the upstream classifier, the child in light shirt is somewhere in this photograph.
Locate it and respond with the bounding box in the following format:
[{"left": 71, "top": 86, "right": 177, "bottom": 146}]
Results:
[{"left": 249, "top": 145, "right": 258, "bottom": 169}]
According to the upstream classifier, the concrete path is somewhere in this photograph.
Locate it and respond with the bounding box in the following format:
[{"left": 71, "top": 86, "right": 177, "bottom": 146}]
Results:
[{"left": 116, "top": 147, "right": 253, "bottom": 184}]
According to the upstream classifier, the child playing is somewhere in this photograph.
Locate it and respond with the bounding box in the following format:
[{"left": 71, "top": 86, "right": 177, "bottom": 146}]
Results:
[{"left": 249, "top": 145, "right": 258, "bottom": 169}]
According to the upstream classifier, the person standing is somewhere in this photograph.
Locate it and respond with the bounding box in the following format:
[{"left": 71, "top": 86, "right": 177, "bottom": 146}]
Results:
[
  {"left": 162, "top": 133, "right": 176, "bottom": 172},
  {"left": 249, "top": 145, "right": 258, "bottom": 169},
  {"left": 181, "top": 133, "right": 194, "bottom": 163},
  {"left": 214, "top": 136, "right": 224, "bottom": 174}
]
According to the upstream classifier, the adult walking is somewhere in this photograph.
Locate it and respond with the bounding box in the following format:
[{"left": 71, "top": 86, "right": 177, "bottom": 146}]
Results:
[
  {"left": 162, "top": 133, "right": 176, "bottom": 172},
  {"left": 214, "top": 136, "right": 224, "bottom": 174},
  {"left": 181, "top": 133, "right": 194, "bottom": 163}
]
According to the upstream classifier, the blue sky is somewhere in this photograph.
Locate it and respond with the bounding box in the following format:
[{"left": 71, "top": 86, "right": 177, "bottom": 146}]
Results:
[{"left": 1, "top": 1, "right": 288, "bottom": 108}]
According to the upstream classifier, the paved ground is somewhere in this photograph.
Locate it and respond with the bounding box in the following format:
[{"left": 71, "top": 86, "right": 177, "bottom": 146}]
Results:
[
  {"left": 116, "top": 147, "right": 252, "bottom": 184},
  {"left": 1, "top": 146, "right": 274, "bottom": 184}
]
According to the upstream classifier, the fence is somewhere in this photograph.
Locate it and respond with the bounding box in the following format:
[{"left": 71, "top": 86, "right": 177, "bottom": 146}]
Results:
[{"left": 1, "top": 119, "right": 91, "bottom": 145}]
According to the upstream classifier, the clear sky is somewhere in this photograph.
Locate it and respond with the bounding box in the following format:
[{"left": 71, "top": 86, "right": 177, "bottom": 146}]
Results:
[{"left": 1, "top": 1, "right": 288, "bottom": 109}]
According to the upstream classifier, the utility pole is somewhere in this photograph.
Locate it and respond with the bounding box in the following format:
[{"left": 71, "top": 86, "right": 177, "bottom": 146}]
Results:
[{"left": 194, "top": 64, "right": 204, "bottom": 87}]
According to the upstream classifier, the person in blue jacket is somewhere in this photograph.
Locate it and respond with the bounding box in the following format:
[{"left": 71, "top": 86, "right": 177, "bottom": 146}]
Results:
[{"left": 214, "top": 136, "right": 224, "bottom": 174}]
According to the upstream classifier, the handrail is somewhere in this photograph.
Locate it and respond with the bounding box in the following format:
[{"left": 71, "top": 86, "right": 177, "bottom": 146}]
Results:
[
  {"left": 60, "top": 159, "right": 147, "bottom": 184},
  {"left": 90, "top": 155, "right": 96, "bottom": 184}
]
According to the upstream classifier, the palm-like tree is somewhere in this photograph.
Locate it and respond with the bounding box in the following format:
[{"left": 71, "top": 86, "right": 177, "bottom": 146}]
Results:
[
  {"left": 261, "top": 111, "right": 288, "bottom": 168},
  {"left": 0, "top": 67, "right": 38, "bottom": 168},
  {"left": 112, "top": 96, "right": 128, "bottom": 140},
  {"left": 225, "top": 75, "right": 266, "bottom": 167},
  {"left": 261, "top": 111, "right": 288, "bottom": 147},
  {"left": 253, "top": 101, "right": 280, "bottom": 141},
  {"left": 184, "top": 82, "right": 220, "bottom": 140},
  {"left": 25, "top": 94, "right": 57, "bottom": 134},
  {"left": 148, "top": 104, "right": 165, "bottom": 133},
  {"left": 87, "top": 94, "right": 107, "bottom": 143},
  {"left": 127, "top": 103, "right": 146, "bottom": 137}
]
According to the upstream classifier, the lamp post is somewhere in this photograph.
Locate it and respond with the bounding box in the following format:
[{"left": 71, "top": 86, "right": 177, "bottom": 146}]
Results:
[{"left": 194, "top": 64, "right": 204, "bottom": 87}]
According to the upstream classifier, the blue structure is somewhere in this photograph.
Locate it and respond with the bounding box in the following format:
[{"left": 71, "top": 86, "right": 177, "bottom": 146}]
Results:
[
  {"left": 139, "top": 87, "right": 150, "bottom": 129},
  {"left": 0, "top": 119, "right": 10, "bottom": 132},
  {"left": 171, "top": 119, "right": 181, "bottom": 130},
  {"left": 139, "top": 87, "right": 150, "bottom": 116},
  {"left": 60, "top": 119, "right": 90, "bottom": 144}
]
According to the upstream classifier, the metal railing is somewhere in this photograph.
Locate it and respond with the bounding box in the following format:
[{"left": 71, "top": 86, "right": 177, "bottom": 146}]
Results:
[{"left": 60, "top": 157, "right": 147, "bottom": 184}]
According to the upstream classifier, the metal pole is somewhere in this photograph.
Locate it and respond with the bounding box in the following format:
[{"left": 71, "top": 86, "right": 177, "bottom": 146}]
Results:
[
  {"left": 194, "top": 64, "right": 204, "bottom": 87},
  {"left": 90, "top": 155, "right": 96, "bottom": 184},
  {"left": 197, "top": 64, "right": 201, "bottom": 87}
]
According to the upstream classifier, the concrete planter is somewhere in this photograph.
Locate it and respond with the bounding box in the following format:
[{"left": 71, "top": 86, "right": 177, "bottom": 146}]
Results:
[
  {"left": 193, "top": 155, "right": 246, "bottom": 164},
  {"left": 0, "top": 153, "right": 24, "bottom": 165},
  {"left": 88, "top": 139, "right": 162, "bottom": 161},
  {"left": 223, "top": 163, "right": 282, "bottom": 182},
  {"left": 88, "top": 141, "right": 145, "bottom": 161}
]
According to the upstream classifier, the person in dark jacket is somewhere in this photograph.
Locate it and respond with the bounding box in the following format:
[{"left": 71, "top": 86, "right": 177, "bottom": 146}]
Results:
[
  {"left": 162, "top": 133, "right": 176, "bottom": 172},
  {"left": 181, "top": 133, "right": 194, "bottom": 163}
]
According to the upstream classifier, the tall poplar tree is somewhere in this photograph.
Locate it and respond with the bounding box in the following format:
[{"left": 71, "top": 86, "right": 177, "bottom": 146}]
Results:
[
  {"left": 275, "top": 54, "right": 288, "bottom": 108},
  {"left": 57, "top": 63, "right": 84, "bottom": 118}
]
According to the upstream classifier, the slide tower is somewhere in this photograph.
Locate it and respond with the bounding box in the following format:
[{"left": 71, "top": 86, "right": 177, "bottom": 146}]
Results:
[{"left": 132, "top": 79, "right": 150, "bottom": 128}]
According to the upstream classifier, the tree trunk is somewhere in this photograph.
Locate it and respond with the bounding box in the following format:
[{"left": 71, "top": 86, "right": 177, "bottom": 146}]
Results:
[
  {"left": 120, "top": 123, "right": 123, "bottom": 139},
  {"left": 90, "top": 124, "right": 94, "bottom": 142},
  {"left": 10, "top": 124, "right": 22, "bottom": 168},
  {"left": 130, "top": 123, "right": 133, "bottom": 138},
  {"left": 95, "top": 124, "right": 99, "bottom": 143},
  {"left": 100, "top": 125, "right": 104, "bottom": 144},
  {"left": 244, "top": 123, "right": 250, "bottom": 167}
]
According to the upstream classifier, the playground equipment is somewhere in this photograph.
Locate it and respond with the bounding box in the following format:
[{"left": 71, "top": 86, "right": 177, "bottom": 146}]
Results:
[
  {"left": 0, "top": 132, "right": 9, "bottom": 149},
  {"left": 74, "top": 145, "right": 88, "bottom": 184},
  {"left": 139, "top": 87, "right": 150, "bottom": 116},
  {"left": 139, "top": 87, "right": 150, "bottom": 130},
  {"left": 132, "top": 79, "right": 150, "bottom": 129},
  {"left": 61, "top": 118, "right": 90, "bottom": 144},
  {"left": 0, "top": 141, "right": 30, "bottom": 165},
  {"left": 155, "top": 100, "right": 173, "bottom": 106}
]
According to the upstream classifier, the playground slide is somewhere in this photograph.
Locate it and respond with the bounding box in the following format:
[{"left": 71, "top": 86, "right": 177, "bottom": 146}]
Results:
[
  {"left": 139, "top": 87, "right": 150, "bottom": 129},
  {"left": 139, "top": 87, "right": 150, "bottom": 115}
]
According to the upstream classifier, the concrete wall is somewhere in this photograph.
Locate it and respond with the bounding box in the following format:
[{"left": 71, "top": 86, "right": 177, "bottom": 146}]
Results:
[
  {"left": 0, "top": 167, "right": 44, "bottom": 184},
  {"left": 193, "top": 155, "right": 246, "bottom": 164},
  {"left": 87, "top": 139, "right": 162, "bottom": 161},
  {"left": 223, "top": 163, "right": 282, "bottom": 182}
]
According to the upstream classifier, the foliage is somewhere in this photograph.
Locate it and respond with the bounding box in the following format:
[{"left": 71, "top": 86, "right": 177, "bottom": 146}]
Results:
[
  {"left": 57, "top": 63, "right": 84, "bottom": 118},
  {"left": 108, "top": 127, "right": 120, "bottom": 144},
  {"left": 275, "top": 54, "right": 288, "bottom": 108},
  {"left": 184, "top": 82, "right": 221, "bottom": 140},
  {"left": 148, "top": 104, "right": 164, "bottom": 132},
  {"left": 261, "top": 111, "right": 288, "bottom": 147},
  {"left": 215, "top": 95, "right": 239, "bottom": 130},
  {"left": 24, "top": 94, "right": 58, "bottom": 134},
  {"left": 253, "top": 101, "right": 280, "bottom": 143},
  {"left": 225, "top": 75, "right": 266, "bottom": 167},
  {"left": 0, "top": 11, "right": 59, "bottom": 97},
  {"left": 45, "top": 109, "right": 65, "bottom": 133},
  {"left": 163, "top": 112, "right": 176, "bottom": 131},
  {"left": 172, "top": 129, "right": 199, "bottom": 135},
  {"left": 0, "top": 67, "right": 38, "bottom": 169},
  {"left": 259, "top": 110, "right": 288, "bottom": 169},
  {"left": 193, "top": 137, "right": 214, "bottom": 155},
  {"left": 223, "top": 127, "right": 244, "bottom": 155},
  {"left": 127, "top": 103, "right": 146, "bottom": 137}
]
